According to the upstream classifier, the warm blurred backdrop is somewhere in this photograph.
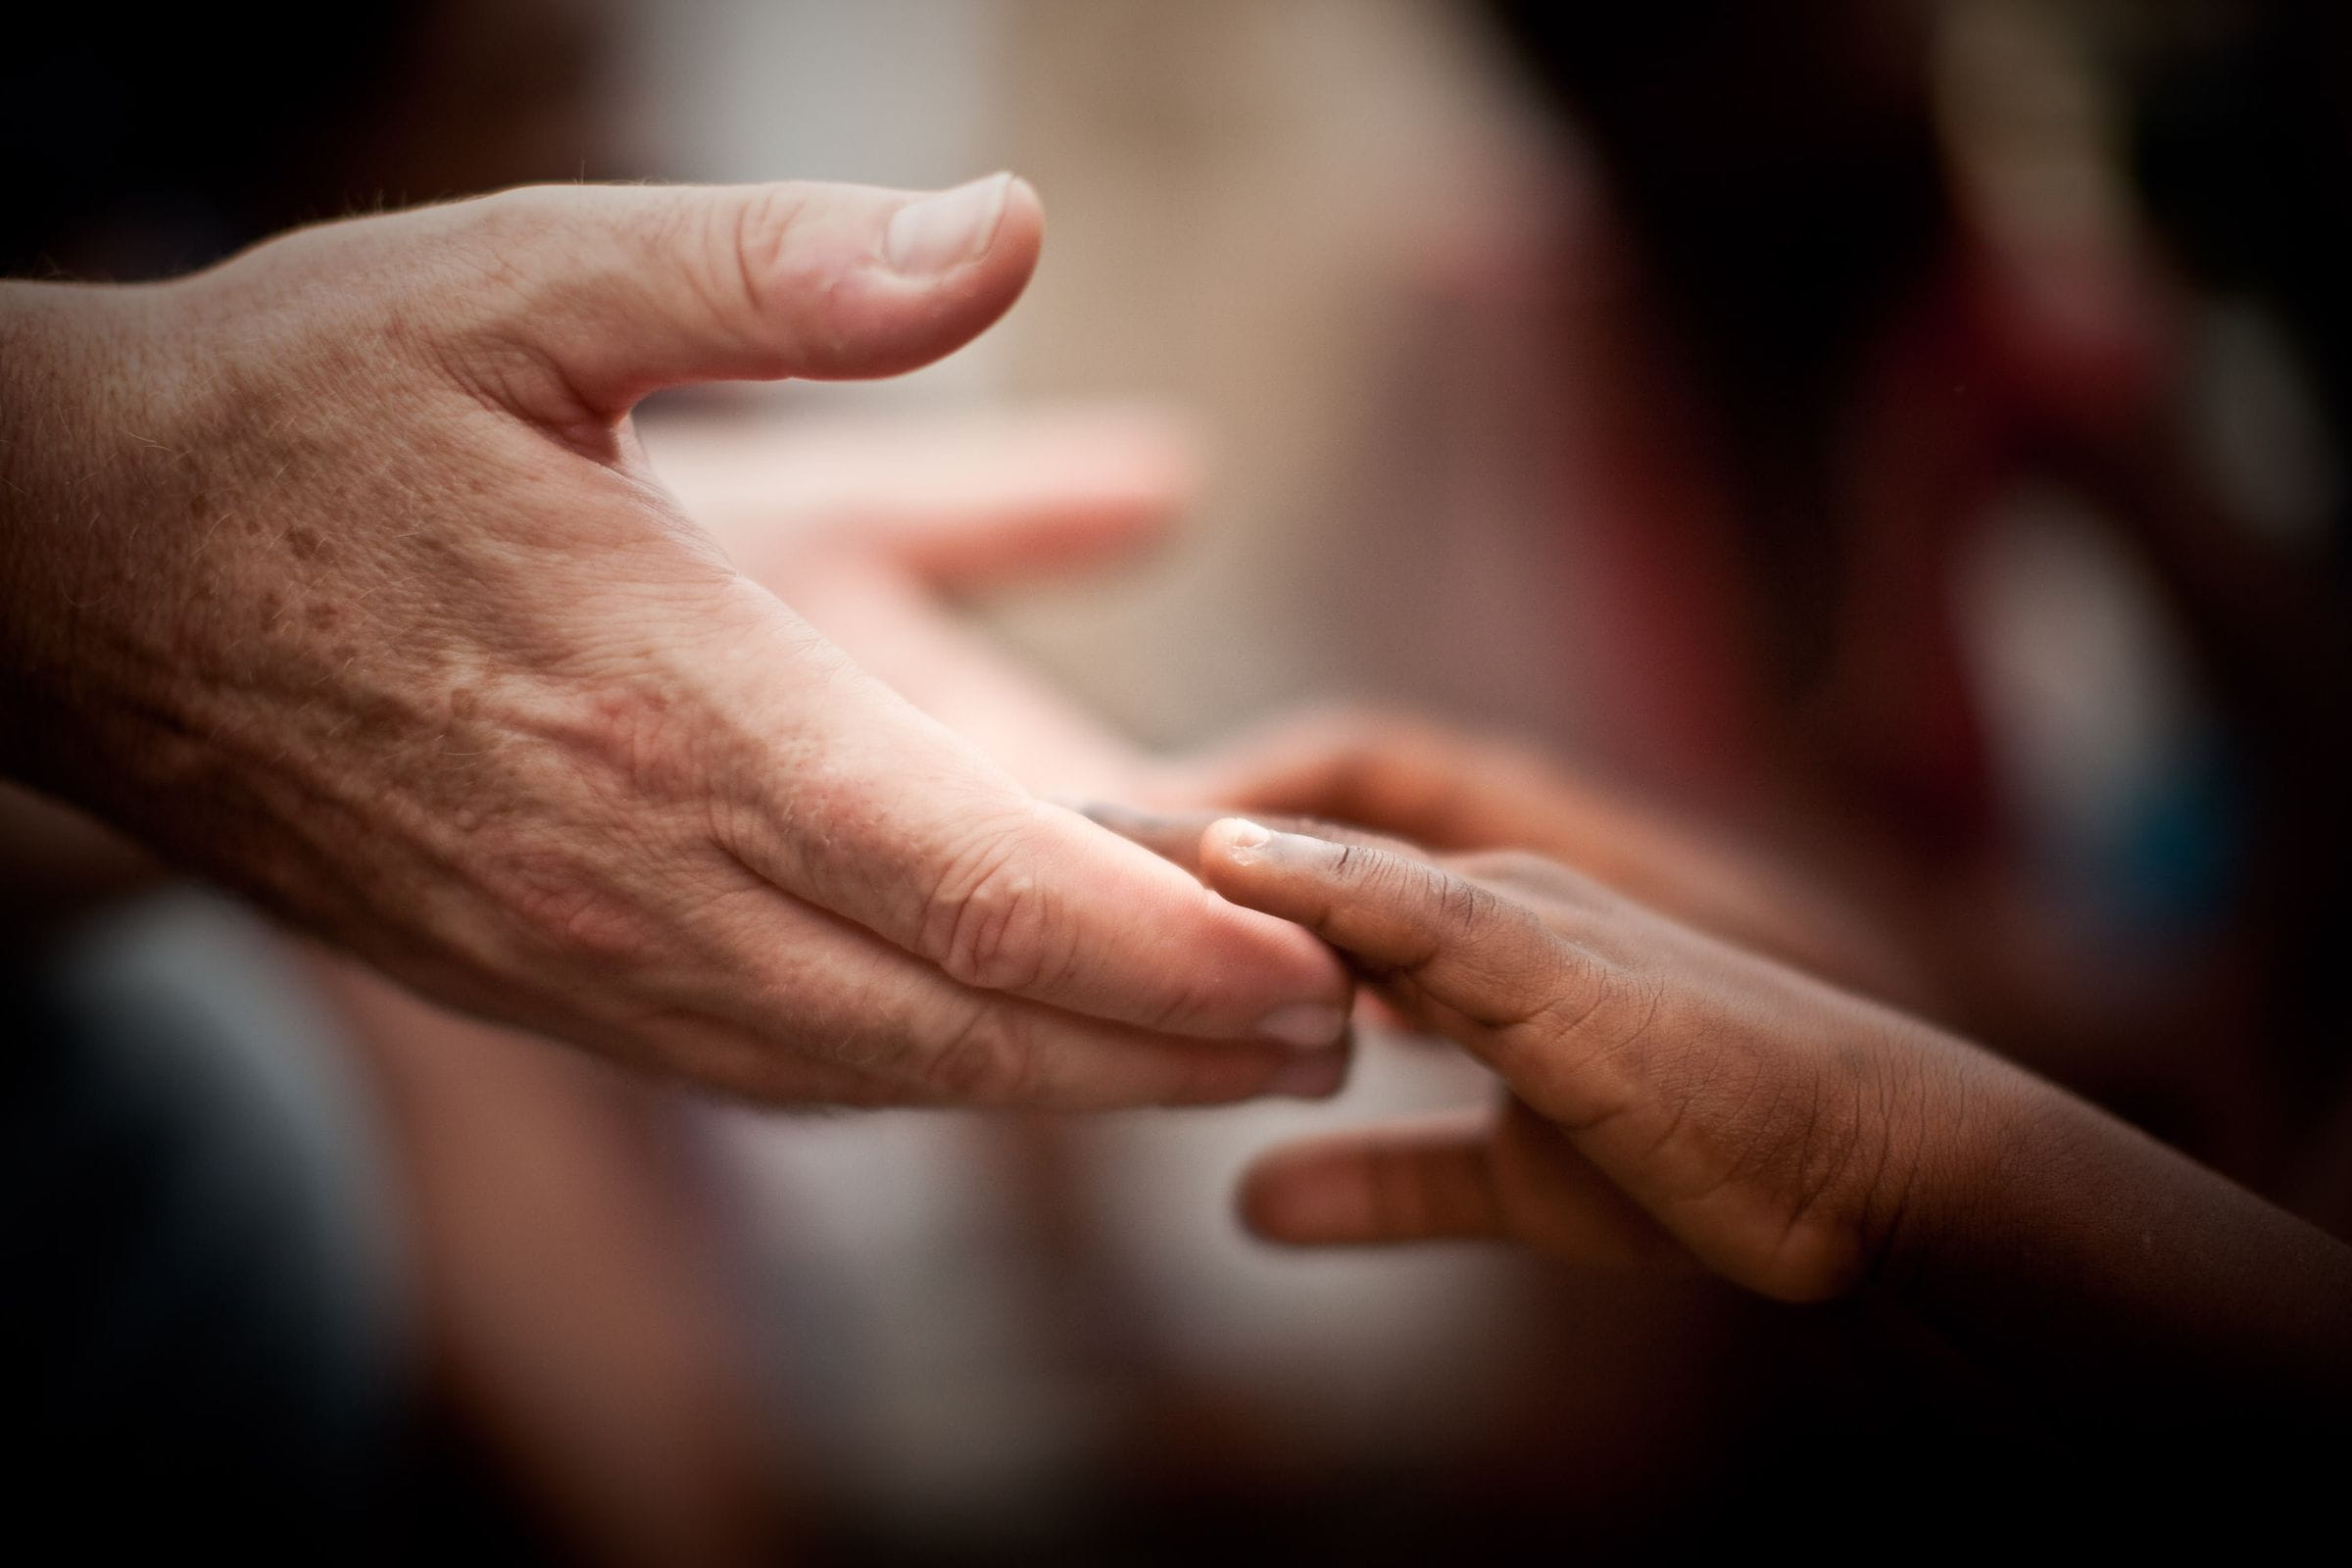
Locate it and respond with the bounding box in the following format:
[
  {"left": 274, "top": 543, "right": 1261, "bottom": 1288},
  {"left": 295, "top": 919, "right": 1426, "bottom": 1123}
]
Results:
[{"left": 8, "top": 2, "right": 2348, "bottom": 1561}]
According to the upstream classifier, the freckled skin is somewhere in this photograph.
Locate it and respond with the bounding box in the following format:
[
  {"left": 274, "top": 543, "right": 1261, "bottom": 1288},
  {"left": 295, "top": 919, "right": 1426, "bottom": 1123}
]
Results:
[{"left": 0, "top": 180, "right": 1348, "bottom": 1110}]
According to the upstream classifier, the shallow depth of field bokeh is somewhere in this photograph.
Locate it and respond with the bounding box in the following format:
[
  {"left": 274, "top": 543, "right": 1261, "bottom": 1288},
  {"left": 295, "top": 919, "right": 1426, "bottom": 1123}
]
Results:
[{"left": 8, "top": 2, "right": 2346, "bottom": 1560}]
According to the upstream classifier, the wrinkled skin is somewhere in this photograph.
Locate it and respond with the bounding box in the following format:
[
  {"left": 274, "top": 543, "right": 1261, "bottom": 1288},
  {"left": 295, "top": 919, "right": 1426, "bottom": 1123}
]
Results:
[
  {"left": 1100, "top": 806, "right": 2352, "bottom": 1428},
  {"left": 0, "top": 177, "right": 1348, "bottom": 1108},
  {"left": 1181, "top": 707, "right": 1932, "bottom": 1006},
  {"left": 1098, "top": 807, "right": 1950, "bottom": 1300}
]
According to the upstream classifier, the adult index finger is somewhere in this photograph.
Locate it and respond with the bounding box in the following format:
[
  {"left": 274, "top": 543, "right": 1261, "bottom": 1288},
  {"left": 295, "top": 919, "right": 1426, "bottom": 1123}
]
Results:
[{"left": 1185, "top": 819, "right": 1622, "bottom": 1104}]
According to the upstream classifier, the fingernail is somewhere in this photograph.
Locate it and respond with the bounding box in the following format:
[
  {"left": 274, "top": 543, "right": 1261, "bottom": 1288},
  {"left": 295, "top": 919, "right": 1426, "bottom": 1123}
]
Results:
[
  {"left": 1265, "top": 1050, "right": 1348, "bottom": 1100},
  {"left": 1257, "top": 1001, "right": 1347, "bottom": 1050},
  {"left": 1217, "top": 817, "right": 1272, "bottom": 859},
  {"left": 886, "top": 172, "right": 1011, "bottom": 277}
]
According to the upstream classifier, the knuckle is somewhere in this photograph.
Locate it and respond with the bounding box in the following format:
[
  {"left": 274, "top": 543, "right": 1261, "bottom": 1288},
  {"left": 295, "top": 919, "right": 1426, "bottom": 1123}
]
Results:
[
  {"left": 545, "top": 683, "right": 703, "bottom": 805},
  {"left": 709, "top": 182, "right": 842, "bottom": 379},
  {"left": 918, "top": 822, "right": 1064, "bottom": 995},
  {"left": 1758, "top": 1070, "right": 1880, "bottom": 1300},
  {"left": 452, "top": 184, "right": 557, "bottom": 251},
  {"left": 721, "top": 184, "right": 812, "bottom": 318},
  {"left": 497, "top": 858, "right": 655, "bottom": 971},
  {"left": 456, "top": 186, "right": 590, "bottom": 300},
  {"left": 1427, "top": 864, "right": 1500, "bottom": 935},
  {"left": 919, "top": 1006, "right": 1035, "bottom": 1104},
  {"left": 1545, "top": 962, "right": 1656, "bottom": 1065},
  {"left": 1742, "top": 1196, "right": 1871, "bottom": 1303},
  {"left": 1485, "top": 958, "right": 1633, "bottom": 1096}
]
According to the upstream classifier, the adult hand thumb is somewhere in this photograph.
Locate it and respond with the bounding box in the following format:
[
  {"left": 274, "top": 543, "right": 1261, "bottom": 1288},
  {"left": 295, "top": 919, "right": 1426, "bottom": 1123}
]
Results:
[{"left": 449, "top": 174, "right": 1042, "bottom": 416}]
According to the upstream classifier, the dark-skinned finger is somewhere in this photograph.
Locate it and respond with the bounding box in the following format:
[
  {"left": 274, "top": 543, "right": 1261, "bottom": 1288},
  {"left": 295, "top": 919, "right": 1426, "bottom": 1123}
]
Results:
[
  {"left": 1239, "top": 1110, "right": 1507, "bottom": 1246},
  {"left": 1241, "top": 1105, "right": 1695, "bottom": 1268},
  {"left": 1188, "top": 817, "right": 1603, "bottom": 1085}
]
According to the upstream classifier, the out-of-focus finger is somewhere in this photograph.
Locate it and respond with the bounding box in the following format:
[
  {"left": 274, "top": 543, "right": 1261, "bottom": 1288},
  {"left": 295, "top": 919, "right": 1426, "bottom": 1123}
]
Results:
[
  {"left": 1179, "top": 709, "right": 1566, "bottom": 851},
  {"left": 845, "top": 406, "right": 1194, "bottom": 586},
  {"left": 645, "top": 405, "right": 1196, "bottom": 590},
  {"left": 761, "top": 560, "right": 1146, "bottom": 801},
  {"left": 1241, "top": 1106, "right": 1691, "bottom": 1268},
  {"left": 1238, "top": 1111, "right": 1507, "bottom": 1246}
]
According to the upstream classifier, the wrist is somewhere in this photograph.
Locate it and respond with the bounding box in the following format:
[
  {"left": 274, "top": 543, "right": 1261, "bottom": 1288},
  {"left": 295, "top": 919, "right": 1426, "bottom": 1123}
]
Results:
[
  {"left": 1854, "top": 1019, "right": 2127, "bottom": 1320},
  {"left": 0, "top": 279, "right": 181, "bottom": 784},
  {"left": 0, "top": 279, "right": 161, "bottom": 541},
  {"left": 1843, "top": 1017, "right": 2021, "bottom": 1299},
  {"left": 1846, "top": 1023, "right": 2352, "bottom": 1417}
]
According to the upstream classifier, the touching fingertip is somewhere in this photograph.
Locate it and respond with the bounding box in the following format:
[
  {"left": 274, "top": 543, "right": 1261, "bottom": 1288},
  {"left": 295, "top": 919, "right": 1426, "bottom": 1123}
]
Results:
[{"left": 1208, "top": 816, "right": 1272, "bottom": 859}]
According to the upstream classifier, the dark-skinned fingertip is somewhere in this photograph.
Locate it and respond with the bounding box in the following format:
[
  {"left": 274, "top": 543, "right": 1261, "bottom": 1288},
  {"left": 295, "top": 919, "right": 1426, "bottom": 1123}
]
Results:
[
  {"left": 1235, "top": 1152, "right": 1339, "bottom": 1244},
  {"left": 1234, "top": 1161, "right": 1289, "bottom": 1241}
]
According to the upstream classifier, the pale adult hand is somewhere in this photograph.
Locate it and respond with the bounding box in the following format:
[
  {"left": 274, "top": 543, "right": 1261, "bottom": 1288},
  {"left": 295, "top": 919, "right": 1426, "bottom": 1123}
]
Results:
[{"left": 0, "top": 178, "right": 1348, "bottom": 1106}]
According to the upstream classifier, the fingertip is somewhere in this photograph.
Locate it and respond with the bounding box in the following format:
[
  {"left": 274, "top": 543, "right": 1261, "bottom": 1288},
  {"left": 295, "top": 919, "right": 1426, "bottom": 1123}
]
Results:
[
  {"left": 1198, "top": 815, "right": 1345, "bottom": 913},
  {"left": 881, "top": 172, "right": 1038, "bottom": 281},
  {"left": 1237, "top": 1146, "right": 1358, "bottom": 1245},
  {"left": 975, "top": 172, "right": 1044, "bottom": 297},
  {"left": 786, "top": 174, "right": 1043, "bottom": 382},
  {"left": 1003, "top": 172, "right": 1045, "bottom": 248},
  {"left": 1203, "top": 815, "right": 1275, "bottom": 865}
]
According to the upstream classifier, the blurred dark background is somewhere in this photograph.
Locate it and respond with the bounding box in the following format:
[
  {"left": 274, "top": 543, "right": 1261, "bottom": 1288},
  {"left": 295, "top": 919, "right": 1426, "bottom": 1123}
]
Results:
[{"left": 6, "top": 1, "right": 2347, "bottom": 1560}]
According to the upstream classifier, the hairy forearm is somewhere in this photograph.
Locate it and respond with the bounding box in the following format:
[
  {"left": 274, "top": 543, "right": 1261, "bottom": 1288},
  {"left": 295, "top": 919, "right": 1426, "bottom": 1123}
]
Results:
[{"left": 1892, "top": 1044, "right": 2352, "bottom": 1427}]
